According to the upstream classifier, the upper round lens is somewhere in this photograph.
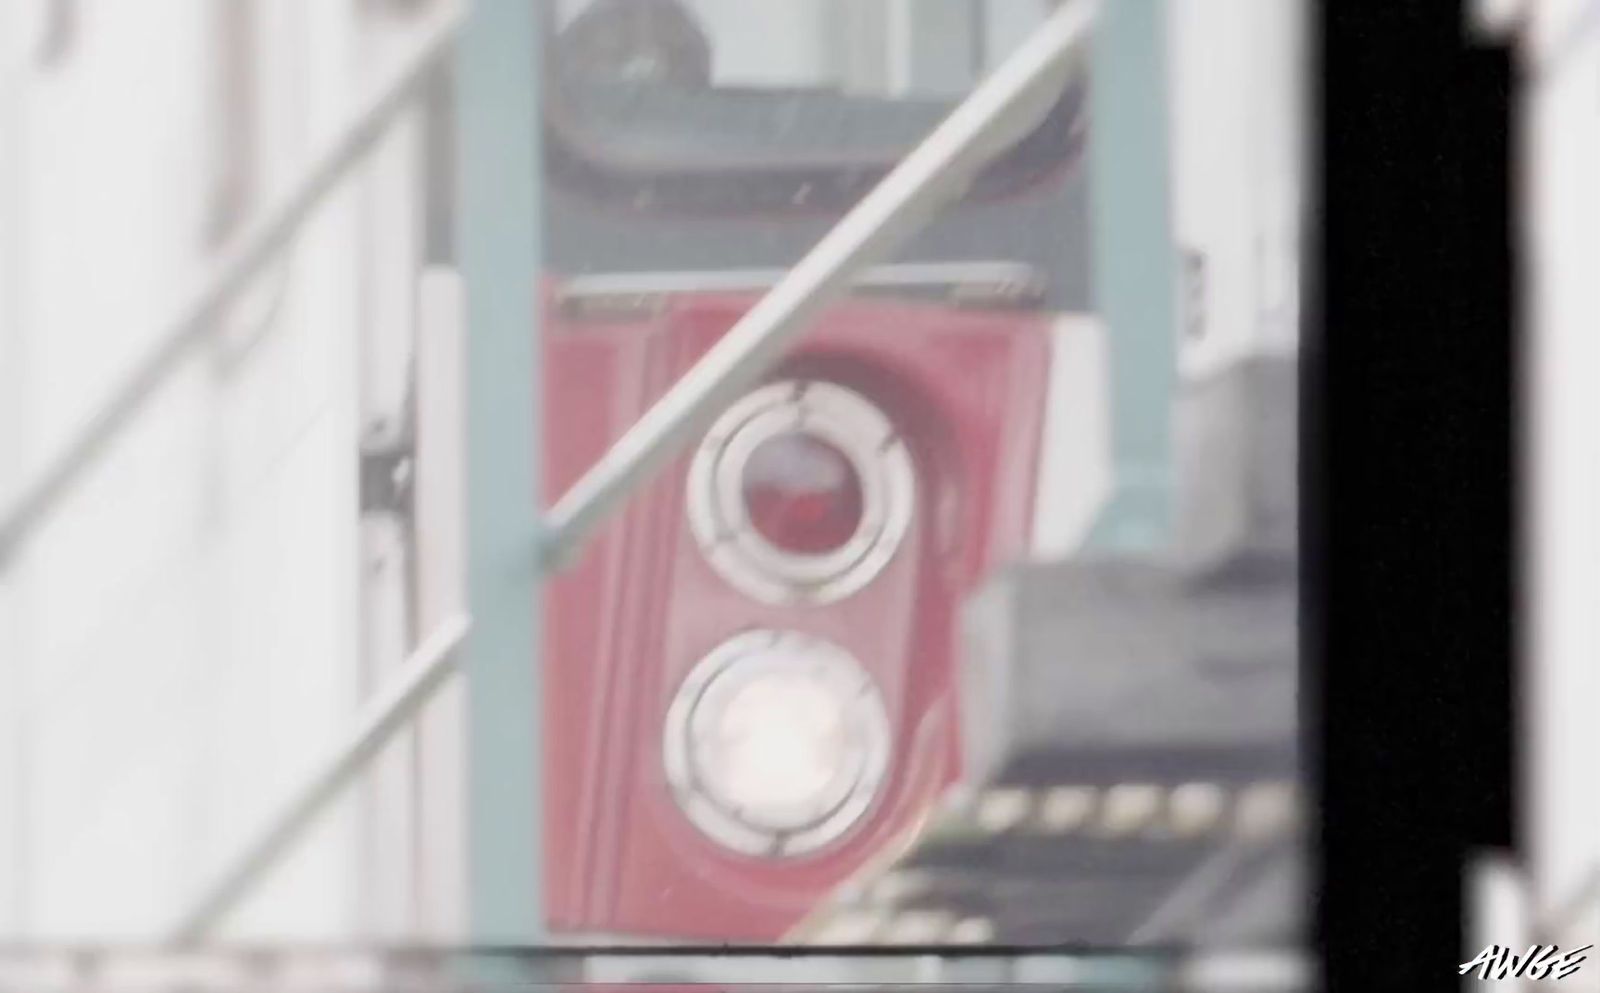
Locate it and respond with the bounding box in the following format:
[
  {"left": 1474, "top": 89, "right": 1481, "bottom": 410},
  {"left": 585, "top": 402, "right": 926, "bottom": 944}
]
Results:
[{"left": 740, "top": 432, "right": 865, "bottom": 555}]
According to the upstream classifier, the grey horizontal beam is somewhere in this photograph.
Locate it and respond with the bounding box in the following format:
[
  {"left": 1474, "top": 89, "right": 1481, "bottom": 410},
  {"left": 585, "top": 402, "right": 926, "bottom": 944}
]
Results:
[
  {"left": 960, "top": 560, "right": 1297, "bottom": 786},
  {"left": 0, "top": 3, "right": 464, "bottom": 566},
  {"left": 961, "top": 355, "right": 1299, "bottom": 786}
]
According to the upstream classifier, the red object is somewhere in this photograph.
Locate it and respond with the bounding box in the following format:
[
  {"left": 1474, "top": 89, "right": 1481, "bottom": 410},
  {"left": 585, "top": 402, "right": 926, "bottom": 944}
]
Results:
[
  {"left": 541, "top": 285, "right": 1053, "bottom": 941},
  {"left": 742, "top": 432, "right": 865, "bottom": 555}
]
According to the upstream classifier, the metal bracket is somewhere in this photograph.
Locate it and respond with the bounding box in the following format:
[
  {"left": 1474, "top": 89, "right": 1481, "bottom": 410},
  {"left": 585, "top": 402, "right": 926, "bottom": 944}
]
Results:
[
  {"left": 359, "top": 381, "right": 418, "bottom": 520},
  {"left": 359, "top": 429, "right": 416, "bottom": 520}
]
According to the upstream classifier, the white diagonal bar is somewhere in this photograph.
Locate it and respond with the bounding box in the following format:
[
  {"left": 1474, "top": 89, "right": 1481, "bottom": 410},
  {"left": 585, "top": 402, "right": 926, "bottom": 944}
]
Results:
[
  {"left": 542, "top": 0, "right": 1097, "bottom": 565},
  {"left": 0, "top": 3, "right": 464, "bottom": 565},
  {"left": 168, "top": 613, "right": 472, "bottom": 943}
]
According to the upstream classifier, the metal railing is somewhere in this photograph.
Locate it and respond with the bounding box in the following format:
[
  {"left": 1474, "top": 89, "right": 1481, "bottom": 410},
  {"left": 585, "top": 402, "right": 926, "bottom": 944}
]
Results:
[{"left": 1, "top": 0, "right": 1100, "bottom": 946}]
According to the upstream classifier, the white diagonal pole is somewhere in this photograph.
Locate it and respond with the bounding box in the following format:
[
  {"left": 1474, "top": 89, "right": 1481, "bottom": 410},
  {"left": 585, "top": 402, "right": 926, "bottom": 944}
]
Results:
[{"left": 168, "top": 614, "right": 472, "bottom": 943}]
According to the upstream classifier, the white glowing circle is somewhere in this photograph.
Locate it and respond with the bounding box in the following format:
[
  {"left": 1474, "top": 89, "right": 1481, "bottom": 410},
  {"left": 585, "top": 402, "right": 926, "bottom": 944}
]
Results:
[
  {"left": 696, "top": 670, "right": 852, "bottom": 825},
  {"left": 663, "top": 631, "right": 891, "bottom": 856}
]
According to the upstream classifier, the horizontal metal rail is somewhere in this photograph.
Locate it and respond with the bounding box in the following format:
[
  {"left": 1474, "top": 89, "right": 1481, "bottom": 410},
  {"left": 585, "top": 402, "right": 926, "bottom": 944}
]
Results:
[
  {"left": 0, "top": 2, "right": 464, "bottom": 566},
  {"left": 168, "top": 614, "right": 472, "bottom": 944},
  {"left": 556, "top": 261, "right": 1046, "bottom": 302},
  {"left": 541, "top": 0, "right": 1097, "bottom": 566}
]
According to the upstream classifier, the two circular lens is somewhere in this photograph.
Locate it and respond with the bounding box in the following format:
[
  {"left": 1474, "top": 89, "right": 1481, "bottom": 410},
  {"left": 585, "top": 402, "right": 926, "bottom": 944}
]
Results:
[{"left": 672, "top": 384, "right": 911, "bottom": 855}]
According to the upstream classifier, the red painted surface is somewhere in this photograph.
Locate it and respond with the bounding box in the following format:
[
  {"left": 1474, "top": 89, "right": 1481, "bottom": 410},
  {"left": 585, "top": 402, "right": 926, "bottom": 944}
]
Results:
[{"left": 541, "top": 286, "right": 1053, "bottom": 940}]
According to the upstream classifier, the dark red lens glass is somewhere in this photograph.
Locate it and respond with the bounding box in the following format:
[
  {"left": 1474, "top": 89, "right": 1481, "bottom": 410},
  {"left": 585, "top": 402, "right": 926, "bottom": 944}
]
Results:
[{"left": 741, "top": 432, "right": 864, "bottom": 555}]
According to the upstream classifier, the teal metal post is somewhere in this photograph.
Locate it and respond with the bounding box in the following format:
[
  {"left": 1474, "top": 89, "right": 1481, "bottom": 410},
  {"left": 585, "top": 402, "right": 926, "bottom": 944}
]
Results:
[
  {"left": 1084, "top": 0, "right": 1178, "bottom": 552},
  {"left": 456, "top": 0, "right": 544, "bottom": 946},
  {"left": 1081, "top": 11, "right": 1181, "bottom": 981}
]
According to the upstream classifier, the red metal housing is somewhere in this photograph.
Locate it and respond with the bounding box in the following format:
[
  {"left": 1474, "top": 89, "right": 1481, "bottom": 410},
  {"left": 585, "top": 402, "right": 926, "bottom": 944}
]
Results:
[{"left": 541, "top": 286, "right": 1053, "bottom": 940}]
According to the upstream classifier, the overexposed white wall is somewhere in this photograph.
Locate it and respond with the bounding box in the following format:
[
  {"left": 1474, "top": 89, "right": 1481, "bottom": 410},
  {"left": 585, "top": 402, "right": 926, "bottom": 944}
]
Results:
[
  {"left": 1168, "top": 0, "right": 1305, "bottom": 380},
  {"left": 0, "top": 0, "right": 402, "bottom": 941},
  {"left": 0, "top": 0, "right": 26, "bottom": 942},
  {"left": 1522, "top": 0, "right": 1600, "bottom": 956}
]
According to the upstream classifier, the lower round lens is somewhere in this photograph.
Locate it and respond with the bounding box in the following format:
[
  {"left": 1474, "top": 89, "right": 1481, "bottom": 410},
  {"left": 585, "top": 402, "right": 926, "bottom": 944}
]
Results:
[{"left": 696, "top": 671, "right": 853, "bottom": 828}]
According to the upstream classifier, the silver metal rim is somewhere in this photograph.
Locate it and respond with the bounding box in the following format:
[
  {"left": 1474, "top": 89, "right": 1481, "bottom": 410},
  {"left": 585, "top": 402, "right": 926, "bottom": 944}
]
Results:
[
  {"left": 686, "top": 380, "right": 915, "bottom": 605},
  {"left": 661, "top": 630, "right": 892, "bottom": 858}
]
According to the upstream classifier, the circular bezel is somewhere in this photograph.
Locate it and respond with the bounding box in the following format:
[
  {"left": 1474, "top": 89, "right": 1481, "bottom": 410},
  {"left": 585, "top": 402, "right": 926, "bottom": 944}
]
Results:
[
  {"left": 661, "top": 630, "right": 892, "bottom": 858},
  {"left": 687, "top": 380, "right": 915, "bottom": 604}
]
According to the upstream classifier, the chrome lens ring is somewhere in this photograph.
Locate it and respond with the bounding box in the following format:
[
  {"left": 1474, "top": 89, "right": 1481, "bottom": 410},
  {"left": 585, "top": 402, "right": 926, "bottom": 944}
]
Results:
[
  {"left": 662, "top": 630, "right": 892, "bottom": 858},
  {"left": 687, "top": 380, "right": 915, "bottom": 605}
]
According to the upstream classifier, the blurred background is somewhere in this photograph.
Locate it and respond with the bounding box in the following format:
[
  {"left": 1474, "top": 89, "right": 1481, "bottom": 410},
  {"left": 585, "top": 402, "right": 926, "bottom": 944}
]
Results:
[{"left": 0, "top": 1, "right": 1589, "bottom": 991}]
